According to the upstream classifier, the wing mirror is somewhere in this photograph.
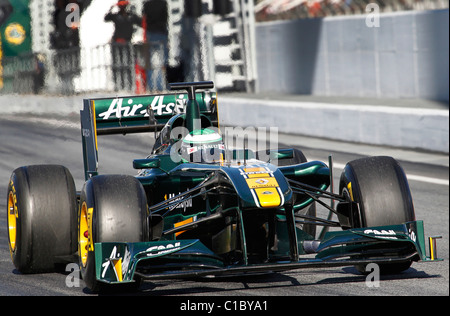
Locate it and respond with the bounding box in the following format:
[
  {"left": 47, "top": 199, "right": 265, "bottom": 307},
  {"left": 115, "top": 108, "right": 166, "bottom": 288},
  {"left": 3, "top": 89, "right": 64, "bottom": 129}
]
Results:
[
  {"left": 133, "top": 158, "right": 161, "bottom": 169},
  {"left": 270, "top": 149, "right": 294, "bottom": 160}
]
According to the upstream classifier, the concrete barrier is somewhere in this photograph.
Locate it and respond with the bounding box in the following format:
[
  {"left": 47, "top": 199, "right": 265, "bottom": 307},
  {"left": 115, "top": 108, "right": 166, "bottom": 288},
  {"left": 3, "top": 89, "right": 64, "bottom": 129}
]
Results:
[
  {"left": 1, "top": 93, "right": 448, "bottom": 153},
  {"left": 256, "top": 9, "right": 449, "bottom": 102},
  {"left": 0, "top": 94, "right": 84, "bottom": 115},
  {"left": 219, "top": 96, "right": 449, "bottom": 153}
]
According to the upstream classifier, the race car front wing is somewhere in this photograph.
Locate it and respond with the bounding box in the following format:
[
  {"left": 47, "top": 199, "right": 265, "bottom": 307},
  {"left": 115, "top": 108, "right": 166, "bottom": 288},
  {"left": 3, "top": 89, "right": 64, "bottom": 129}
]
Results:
[{"left": 93, "top": 220, "right": 441, "bottom": 285}]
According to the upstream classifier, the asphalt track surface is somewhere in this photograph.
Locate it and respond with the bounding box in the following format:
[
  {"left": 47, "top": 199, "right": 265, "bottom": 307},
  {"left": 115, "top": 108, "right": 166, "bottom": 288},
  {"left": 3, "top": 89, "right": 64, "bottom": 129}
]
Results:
[{"left": 0, "top": 113, "right": 448, "bottom": 298}]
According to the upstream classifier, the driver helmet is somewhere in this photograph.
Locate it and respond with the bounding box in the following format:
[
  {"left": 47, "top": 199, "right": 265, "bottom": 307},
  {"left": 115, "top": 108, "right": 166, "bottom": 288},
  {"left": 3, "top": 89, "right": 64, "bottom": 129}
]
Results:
[{"left": 180, "top": 128, "right": 225, "bottom": 164}]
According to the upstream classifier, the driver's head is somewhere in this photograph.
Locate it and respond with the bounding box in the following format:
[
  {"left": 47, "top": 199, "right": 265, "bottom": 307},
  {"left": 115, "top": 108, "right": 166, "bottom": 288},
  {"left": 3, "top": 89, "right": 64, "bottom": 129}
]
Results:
[{"left": 180, "top": 129, "right": 224, "bottom": 164}]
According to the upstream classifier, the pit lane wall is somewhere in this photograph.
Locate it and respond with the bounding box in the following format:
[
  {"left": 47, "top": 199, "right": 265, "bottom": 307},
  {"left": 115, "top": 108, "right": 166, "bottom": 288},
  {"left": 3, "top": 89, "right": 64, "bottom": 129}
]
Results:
[
  {"left": 1, "top": 9, "right": 448, "bottom": 153},
  {"left": 218, "top": 96, "right": 449, "bottom": 154},
  {"left": 1, "top": 93, "right": 447, "bottom": 153},
  {"left": 255, "top": 9, "right": 449, "bottom": 102},
  {"left": 217, "top": 8, "right": 449, "bottom": 153}
]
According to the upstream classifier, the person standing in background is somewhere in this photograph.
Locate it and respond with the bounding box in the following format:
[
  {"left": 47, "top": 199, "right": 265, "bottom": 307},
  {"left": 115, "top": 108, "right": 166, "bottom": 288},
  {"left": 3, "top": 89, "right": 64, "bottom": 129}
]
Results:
[
  {"left": 143, "top": 0, "right": 168, "bottom": 91},
  {"left": 105, "top": 1, "right": 141, "bottom": 91}
]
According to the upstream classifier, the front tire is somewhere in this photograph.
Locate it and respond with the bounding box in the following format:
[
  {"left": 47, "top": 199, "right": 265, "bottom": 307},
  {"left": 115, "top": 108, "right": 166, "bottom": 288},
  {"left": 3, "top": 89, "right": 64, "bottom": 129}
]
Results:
[
  {"left": 78, "top": 175, "right": 149, "bottom": 292},
  {"left": 339, "top": 156, "right": 415, "bottom": 273}
]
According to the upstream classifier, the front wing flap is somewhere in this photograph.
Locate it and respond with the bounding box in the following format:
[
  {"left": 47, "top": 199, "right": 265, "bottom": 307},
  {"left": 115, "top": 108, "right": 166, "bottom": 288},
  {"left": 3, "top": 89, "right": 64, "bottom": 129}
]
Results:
[
  {"left": 315, "top": 220, "right": 433, "bottom": 262},
  {"left": 94, "top": 239, "right": 222, "bottom": 284},
  {"left": 94, "top": 220, "right": 440, "bottom": 284}
]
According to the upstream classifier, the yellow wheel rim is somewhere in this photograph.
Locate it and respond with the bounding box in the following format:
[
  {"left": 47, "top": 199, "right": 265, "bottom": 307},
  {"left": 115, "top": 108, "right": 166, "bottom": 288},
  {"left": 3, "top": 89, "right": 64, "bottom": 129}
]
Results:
[
  {"left": 79, "top": 202, "right": 89, "bottom": 267},
  {"left": 7, "top": 191, "right": 17, "bottom": 253}
]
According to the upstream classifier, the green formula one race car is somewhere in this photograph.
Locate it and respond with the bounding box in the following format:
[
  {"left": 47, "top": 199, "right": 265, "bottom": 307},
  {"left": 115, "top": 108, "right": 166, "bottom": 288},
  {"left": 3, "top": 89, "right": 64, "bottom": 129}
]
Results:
[{"left": 6, "top": 81, "right": 442, "bottom": 292}]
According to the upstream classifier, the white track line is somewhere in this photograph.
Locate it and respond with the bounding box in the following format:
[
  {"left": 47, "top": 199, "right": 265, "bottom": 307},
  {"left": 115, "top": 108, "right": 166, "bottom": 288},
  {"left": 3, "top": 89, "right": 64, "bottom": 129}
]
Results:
[
  {"left": 328, "top": 161, "right": 449, "bottom": 186},
  {"left": 405, "top": 174, "right": 449, "bottom": 186}
]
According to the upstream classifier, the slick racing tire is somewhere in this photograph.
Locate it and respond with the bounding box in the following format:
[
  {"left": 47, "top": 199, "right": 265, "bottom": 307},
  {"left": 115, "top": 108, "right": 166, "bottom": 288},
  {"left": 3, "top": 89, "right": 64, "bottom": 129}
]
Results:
[
  {"left": 78, "top": 175, "right": 149, "bottom": 293},
  {"left": 339, "top": 156, "right": 415, "bottom": 274},
  {"left": 7, "top": 165, "right": 77, "bottom": 273}
]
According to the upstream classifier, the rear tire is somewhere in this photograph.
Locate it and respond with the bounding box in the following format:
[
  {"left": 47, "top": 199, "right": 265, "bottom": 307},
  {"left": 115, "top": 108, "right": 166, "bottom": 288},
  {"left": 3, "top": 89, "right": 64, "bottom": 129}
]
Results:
[
  {"left": 78, "top": 175, "right": 149, "bottom": 292},
  {"left": 339, "top": 156, "right": 415, "bottom": 274},
  {"left": 7, "top": 165, "right": 77, "bottom": 273}
]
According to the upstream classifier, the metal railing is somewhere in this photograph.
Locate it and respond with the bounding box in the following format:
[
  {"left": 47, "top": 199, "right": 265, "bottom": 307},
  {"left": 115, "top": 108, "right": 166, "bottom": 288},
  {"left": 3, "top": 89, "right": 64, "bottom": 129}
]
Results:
[
  {"left": 69, "top": 42, "right": 166, "bottom": 94},
  {"left": 1, "top": 53, "right": 45, "bottom": 94},
  {"left": 1, "top": 42, "right": 167, "bottom": 95}
]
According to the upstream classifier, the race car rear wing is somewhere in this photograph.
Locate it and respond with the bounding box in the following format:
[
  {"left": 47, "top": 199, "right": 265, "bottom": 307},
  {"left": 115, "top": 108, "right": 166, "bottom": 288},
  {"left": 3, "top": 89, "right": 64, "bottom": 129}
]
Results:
[{"left": 80, "top": 90, "right": 218, "bottom": 180}]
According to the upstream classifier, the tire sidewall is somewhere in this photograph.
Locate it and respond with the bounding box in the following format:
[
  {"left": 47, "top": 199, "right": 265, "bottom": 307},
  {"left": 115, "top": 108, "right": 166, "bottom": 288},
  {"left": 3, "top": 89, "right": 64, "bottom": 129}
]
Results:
[
  {"left": 78, "top": 179, "right": 97, "bottom": 291},
  {"left": 8, "top": 168, "right": 32, "bottom": 273}
]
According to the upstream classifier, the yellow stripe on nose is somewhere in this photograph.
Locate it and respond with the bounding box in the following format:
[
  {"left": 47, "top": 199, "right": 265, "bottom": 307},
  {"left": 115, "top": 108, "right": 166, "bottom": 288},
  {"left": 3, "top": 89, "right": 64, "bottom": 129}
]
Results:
[
  {"left": 247, "top": 173, "right": 270, "bottom": 178},
  {"left": 246, "top": 177, "right": 279, "bottom": 189},
  {"left": 243, "top": 167, "right": 266, "bottom": 173},
  {"left": 254, "top": 188, "right": 281, "bottom": 208}
]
